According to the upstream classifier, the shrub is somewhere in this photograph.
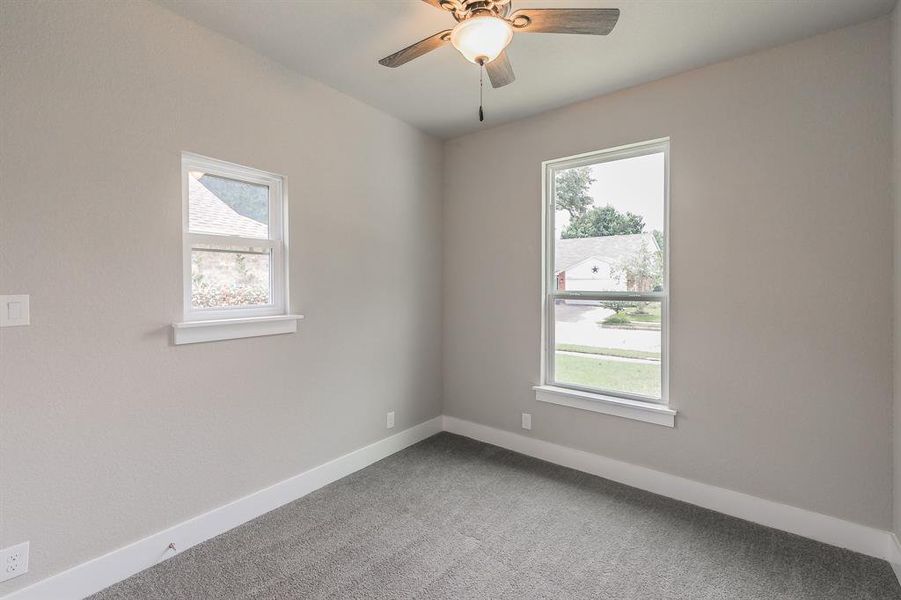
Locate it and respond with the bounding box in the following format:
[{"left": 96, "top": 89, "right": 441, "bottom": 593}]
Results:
[
  {"left": 602, "top": 313, "right": 631, "bottom": 325},
  {"left": 192, "top": 282, "right": 269, "bottom": 308},
  {"left": 598, "top": 300, "right": 634, "bottom": 314},
  {"left": 631, "top": 302, "right": 649, "bottom": 315}
]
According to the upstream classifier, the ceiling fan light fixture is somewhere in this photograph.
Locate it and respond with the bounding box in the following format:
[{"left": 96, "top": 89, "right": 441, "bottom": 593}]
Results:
[{"left": 450, "top": 15, "right": 513, "bottom": 64}]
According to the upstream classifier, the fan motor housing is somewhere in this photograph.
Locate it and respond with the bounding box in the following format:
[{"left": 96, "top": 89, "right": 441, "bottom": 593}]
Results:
[{"left": 442, "top": 0, "right": 512, "bottom": 22}]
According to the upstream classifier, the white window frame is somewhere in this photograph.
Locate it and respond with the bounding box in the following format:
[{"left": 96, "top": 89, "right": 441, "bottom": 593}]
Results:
[
  {"left": 535, "top": 138, "right": 675, "bottom": 426},
  {"left": 173, "top": 153, "right": 301, "bottom": 344}
]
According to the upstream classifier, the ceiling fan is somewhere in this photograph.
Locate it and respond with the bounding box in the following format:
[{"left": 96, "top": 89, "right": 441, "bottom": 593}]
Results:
[{"left": 379, "top": 0, "right": 620, "bottom": 118}]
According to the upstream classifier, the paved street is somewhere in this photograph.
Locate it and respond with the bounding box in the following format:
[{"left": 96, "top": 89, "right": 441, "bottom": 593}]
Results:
[{"left": 554, "top": 302, "right": 661, "bottom": 353}]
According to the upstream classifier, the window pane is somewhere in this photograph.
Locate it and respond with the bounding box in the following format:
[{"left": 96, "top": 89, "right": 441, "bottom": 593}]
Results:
[
  {"left": 553, "top": 299, "right": 661, "bottom": 400},
  {"left": 188, "top": 171, "right": 269, "bottom": 238},
  {"left": 554, "top": 153, "right": 664, "bottom": 293},
  {"left": 191, "top": 246, "right": 271, "bottom": 309}
]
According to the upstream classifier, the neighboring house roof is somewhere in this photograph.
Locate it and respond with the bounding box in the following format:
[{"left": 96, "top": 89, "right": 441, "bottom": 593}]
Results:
[
  {"left": 188, "top": 177, "right": 268, "bottom": 238},
  {"left": 555, "top": 233, "right": 658, "bottom": 273}
]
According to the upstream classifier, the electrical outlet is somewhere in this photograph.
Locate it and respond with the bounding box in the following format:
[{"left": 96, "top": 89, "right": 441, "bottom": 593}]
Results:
[
  {"left": 0, "top": 541, "right": 29, "bottom": 582},
  {"left": 521, "top": 413, "right": 532, "bottom": 430},
  {"left": 386, "top": 411, "right": 395, "bottom": 429}
]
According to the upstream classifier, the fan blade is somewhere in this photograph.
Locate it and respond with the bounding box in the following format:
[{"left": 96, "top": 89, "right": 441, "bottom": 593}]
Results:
[
  {"left": 421, "top": 0, "right": 451, "bottom": 9},
  {"left": 486, "top": 50, "right": 515, "bottom": 88},
  {"left": 378, "top": 30, "right": 452, "bottom": 68},
  {"left": 509, "top": 8, "right": 620, "bottom": 35}
]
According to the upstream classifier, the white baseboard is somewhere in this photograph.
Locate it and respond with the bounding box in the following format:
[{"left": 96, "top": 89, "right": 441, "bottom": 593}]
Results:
[
  {"left": 1, "top": 417, "right": 442, "bottom": 600},
  {"left": 442, "top": 415, "right": 899, "bottom": 564},
  {"left": 891, "top": 535, "right": 901, "bottom": 586},
  {"left": 6, "top": 414, "right": 899, "bottom": 599}
]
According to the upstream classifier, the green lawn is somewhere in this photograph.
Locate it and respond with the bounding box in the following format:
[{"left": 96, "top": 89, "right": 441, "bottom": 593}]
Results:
[
  {"left": 556, "top": 343, "right": 660, "bottom": 362},
  {"left": 554, "top": 352, "right": 661, "bottom": 398},
  {"left": 600, "top": 302, "right": 661, "bottom": 329},
  {"left": 625, "top": 303, "right": 661, "bottom": 323}
]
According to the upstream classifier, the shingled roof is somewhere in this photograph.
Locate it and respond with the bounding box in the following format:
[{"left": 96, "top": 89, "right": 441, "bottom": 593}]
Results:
[
  {"left": 555, "top": 233, "right": 658, "bottom": 273},
  {"left": 188, "top": 176, "right": 268, "bottom": 238}
]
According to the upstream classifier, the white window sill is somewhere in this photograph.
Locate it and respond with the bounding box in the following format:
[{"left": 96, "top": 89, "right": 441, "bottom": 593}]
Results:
[
  {"left": 172, "top": 314, "right": 304, "bottom": 345},
  {"left": 533, "top": 385, "right": 676, "bottom": 427}
]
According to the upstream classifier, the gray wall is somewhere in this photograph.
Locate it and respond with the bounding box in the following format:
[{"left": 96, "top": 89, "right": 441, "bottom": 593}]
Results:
[
  {"left": 894, "top": 4, "right": 901, "bottom": 540},
  {"left": 1, "top": 1, "right": 896, "bottom": 594},
  {"left": 443, "top": 18, "right": 893, "bottom": 529},
  {"left": 0, "top": 0, "right": 443, "bottom": 593}
]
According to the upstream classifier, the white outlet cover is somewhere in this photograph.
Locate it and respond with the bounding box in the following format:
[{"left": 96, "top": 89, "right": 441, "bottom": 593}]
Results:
[
  {"left": 0, "top": 541, "right": 29, "bottom": 582},
  {"left": 0, "top": 295, "right": 30, "bottom": 327},
  {"left": 386, "top": 411, "right": 395, "bottom": 429},
  {"left": 521, "top": 413, "right": 532, "bottom": 430}
]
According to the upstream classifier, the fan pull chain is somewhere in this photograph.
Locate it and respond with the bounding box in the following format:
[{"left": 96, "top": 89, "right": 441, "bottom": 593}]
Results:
[{"left": 479, "top": 61, "right": 484, "bottom": 122}]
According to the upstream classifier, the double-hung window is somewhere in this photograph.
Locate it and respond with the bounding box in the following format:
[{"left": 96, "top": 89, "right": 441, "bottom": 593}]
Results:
[
  {"left": 538, "top": 139, "right": 674, "bottom": 425},
  {"left": 174, "top": 153, "right": 299, "bottom": 344}
]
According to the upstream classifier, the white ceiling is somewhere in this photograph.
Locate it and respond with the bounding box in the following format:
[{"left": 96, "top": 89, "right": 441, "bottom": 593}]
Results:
[{"left": 156, "top": 0, "right": 895, "bottom": 139}]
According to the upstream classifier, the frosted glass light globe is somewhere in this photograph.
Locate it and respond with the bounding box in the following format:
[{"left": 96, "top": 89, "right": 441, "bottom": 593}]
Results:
[{"left": 450, "top": 16, "right": 513, "bottom": 64}]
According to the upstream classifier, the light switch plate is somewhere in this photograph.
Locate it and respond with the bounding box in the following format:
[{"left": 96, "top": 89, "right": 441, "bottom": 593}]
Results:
[{"left": 0, "top": 295, "right": 30, "bottom": 327}]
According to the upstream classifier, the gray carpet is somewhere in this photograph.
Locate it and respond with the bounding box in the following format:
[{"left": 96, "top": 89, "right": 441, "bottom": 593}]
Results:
[{"left": 90, "top": 432, "right": 901, "bottom": 599}]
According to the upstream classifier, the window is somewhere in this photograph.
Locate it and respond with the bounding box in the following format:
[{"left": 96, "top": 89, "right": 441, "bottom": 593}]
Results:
[
  {"left": 174, "top": 153, "right": 300, "bottom": 345},
  {"left": 537, "top": 139, "right": 673, "bottom": 425}
]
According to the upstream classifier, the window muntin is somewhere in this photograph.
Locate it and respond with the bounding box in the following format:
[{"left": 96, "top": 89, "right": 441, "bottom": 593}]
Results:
[
  {"left": 543, "top": 140, "right": 668, "bottom": 404},
  {"left": 182, "top": 153, "right": 286, "bottom": 321}
]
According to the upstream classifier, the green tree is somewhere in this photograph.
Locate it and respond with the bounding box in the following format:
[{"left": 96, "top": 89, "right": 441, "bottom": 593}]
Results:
[
  {"left": 555, "top": 167, "right": 595, "bottom": 219},
  {"left": 652, "top": 229, "right": 664, "bottom": 253},
  {"left": 652, "top": 229, "right": 665, "bottom": 269},
  {"left": 562, "top": 205, "right": 645, "bottom": 239},
  {"left": 611, "top": 241, "right": 663, "bottom": 292}
]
